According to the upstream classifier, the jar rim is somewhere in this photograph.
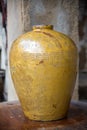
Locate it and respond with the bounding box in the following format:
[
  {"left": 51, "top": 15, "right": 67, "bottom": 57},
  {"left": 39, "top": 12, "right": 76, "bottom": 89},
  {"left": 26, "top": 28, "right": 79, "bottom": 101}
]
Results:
[{"left": 33, "top": 25, "right": 53, "bottom": 30}]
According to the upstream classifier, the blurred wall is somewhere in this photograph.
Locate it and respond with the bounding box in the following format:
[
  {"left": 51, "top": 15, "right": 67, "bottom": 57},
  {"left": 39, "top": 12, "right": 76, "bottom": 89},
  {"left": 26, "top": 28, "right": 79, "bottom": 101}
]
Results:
[
  {"left": 7, "top": 0, "right": 23, "bottom": 100},
  {"left": 79, "top": 0, "right": 87, "bottom": 100}
]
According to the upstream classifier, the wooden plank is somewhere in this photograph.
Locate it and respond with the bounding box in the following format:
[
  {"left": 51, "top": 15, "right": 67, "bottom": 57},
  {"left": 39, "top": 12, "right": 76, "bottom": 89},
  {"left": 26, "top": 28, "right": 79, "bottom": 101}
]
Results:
[{"left": 0, "top": 101, "right": 87, "bottom": 130}]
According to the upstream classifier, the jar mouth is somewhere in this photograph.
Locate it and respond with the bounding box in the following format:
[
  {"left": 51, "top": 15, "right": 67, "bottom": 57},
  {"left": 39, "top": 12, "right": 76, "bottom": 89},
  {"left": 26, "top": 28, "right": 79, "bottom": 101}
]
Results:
[{"left": 33, "top": 25, "right": 53, "bottom": 30}]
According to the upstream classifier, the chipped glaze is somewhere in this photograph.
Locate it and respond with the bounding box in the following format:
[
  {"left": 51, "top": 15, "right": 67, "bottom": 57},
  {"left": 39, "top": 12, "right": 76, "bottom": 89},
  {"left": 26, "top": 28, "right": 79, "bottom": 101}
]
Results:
[{"left": 10, "top": 25, "right": 78, "bottom": 121}]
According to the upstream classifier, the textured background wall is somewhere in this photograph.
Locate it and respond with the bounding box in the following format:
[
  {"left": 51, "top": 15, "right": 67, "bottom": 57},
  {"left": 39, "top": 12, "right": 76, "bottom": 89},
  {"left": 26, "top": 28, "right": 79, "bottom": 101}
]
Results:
[
  {"left": 7, "top": 0, "right": 79, "bottom": 100},
  {"left": 23, "top": 0, "right": 79, "bottom": 45},
  {"left": 79, "top": 0, "right": 87, "bottom": 100},
  {"left": 79, "top": 0, "right": 87, "bottom": 70},
  {"left": 7, "top": 0, "right": 23, "bottom": 100}
]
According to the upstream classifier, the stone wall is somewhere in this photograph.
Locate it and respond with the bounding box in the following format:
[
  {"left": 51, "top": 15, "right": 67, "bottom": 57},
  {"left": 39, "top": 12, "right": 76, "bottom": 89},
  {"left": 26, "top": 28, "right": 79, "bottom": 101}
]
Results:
[
  {"left": 79, "top": 0, "right": 87, "bottom": 100},
  {"left": 7, "top": 0, "right": 24, "bottom": 100},
  {"left": 23, "top": 0, "right": 79, "bottom": 45}
]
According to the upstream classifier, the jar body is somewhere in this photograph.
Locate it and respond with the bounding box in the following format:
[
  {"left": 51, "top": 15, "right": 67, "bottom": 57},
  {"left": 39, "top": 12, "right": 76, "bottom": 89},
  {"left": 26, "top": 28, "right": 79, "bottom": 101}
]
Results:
[{"left": 10, "top": 25, "right": 77, "bottom": 121}]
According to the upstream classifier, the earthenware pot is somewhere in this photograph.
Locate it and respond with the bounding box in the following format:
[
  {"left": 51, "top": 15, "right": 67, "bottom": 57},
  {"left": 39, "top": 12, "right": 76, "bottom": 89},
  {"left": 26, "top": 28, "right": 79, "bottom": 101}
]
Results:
[{"left": 10, "top": 25, "right": 78, "bottom": 121}]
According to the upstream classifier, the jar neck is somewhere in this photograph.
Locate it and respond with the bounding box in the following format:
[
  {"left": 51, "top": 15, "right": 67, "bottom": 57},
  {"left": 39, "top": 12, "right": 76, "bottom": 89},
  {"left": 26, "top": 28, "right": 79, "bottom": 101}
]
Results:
[{"left": 33, "top": 25, "right": 53, "bottom": 30}]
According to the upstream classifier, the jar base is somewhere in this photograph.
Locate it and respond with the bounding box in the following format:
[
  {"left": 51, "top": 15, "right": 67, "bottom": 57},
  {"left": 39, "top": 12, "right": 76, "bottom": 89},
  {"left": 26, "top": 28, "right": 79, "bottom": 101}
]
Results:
[{"left": 24, "top": 112, "right": 67, "bottom": 121}]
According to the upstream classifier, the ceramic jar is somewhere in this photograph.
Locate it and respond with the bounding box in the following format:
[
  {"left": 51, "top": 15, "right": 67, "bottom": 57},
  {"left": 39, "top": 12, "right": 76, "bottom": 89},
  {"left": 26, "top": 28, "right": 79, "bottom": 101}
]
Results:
[{"left": 10, "top": 25, "right": 78, "bottom": 121}]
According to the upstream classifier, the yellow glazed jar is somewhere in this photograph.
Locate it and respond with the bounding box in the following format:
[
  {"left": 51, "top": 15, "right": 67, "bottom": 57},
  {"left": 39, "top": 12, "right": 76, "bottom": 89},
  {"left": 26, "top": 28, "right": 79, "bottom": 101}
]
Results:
[{"left": 10, "top": 25, "right": 78, "bottom": 121}]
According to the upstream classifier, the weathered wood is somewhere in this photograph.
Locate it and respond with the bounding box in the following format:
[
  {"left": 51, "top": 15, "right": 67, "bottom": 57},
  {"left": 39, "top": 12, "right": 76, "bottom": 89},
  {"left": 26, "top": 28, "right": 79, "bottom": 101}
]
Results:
[{"left": 0, "top": 101, "right": 87, "bottom": 130}]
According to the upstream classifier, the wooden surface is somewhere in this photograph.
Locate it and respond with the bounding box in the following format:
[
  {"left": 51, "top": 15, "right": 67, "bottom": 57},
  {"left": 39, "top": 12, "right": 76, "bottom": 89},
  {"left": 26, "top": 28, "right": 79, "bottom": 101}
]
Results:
[{"left": 0, "top": 101, "right": 87, "bottom": 130}]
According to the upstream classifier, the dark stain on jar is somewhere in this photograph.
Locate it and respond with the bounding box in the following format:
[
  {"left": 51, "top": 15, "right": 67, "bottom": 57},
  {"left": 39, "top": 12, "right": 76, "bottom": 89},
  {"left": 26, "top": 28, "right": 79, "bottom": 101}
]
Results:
[
  {"left": 53, "top": 104, "right": 57, "bottom": 109},
  {"left": 39, "top": 60, "right": 44, "bottom": 64},
  {"left": 36, "top": 60, "right": 44, "bottom": 65}
]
